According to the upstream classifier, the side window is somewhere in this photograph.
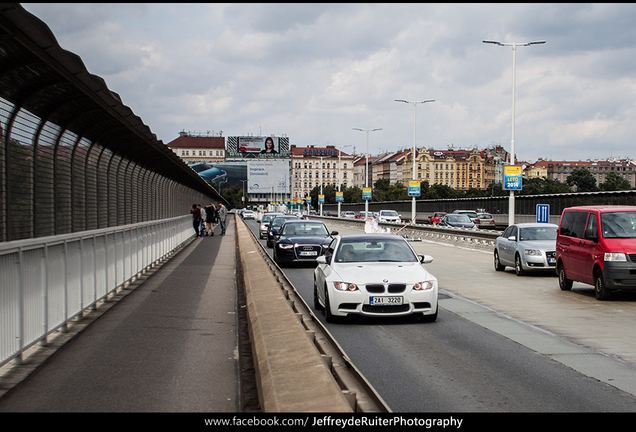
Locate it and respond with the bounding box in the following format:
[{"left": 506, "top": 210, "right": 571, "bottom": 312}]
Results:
[
  {"left": 585, "top": 213, "right": 598, "bottom": 240},
  {"left": 510, "top": 226, "right": 518, "bottom": 239},
  {"left": 502, "top": 226, "right": 513, "bottom": 238},
  {"left": 326, "top": 238, "right": 337, "bottom": 260},
  {"left": 562, "top": 211, "right": 589, "bottom": 238}
]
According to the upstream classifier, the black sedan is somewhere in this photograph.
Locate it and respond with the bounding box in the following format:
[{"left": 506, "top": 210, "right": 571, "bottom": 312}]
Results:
[
  {"left": 273, "top": 220, "right": 338, "bottom": 265},
  {"left": 438, "top": 214, "right": 476, "bottom": 229},
  {"left": 266, "top": 215, "right": 299, "bottom": 247}
]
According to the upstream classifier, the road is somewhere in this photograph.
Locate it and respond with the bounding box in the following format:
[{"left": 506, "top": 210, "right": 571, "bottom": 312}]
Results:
[{"left": 249, "top": 217, "right": 636, "bottom": 412}]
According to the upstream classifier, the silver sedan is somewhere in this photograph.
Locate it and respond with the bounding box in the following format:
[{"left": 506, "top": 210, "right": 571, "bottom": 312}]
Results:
[{"left": 494, "top": 223, "right": 558, "bottom": 276}]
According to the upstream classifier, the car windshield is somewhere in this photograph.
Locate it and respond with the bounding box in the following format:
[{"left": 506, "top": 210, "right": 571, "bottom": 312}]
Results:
[
  {"left": 448, "top": 215, "right": 471, "bottom": 222},
  {"left": 272, "top": 217, "right": 295, "bottom": 226},
  {"left": 381, "top": 211, "right": 399, "bottom": 216},
  {"left": 518, "top": 227, "right": 557, "bottom": 241},
  {"left": 282, "top": 222, "right": 329, "bottom": 236},
  {"left": 601, "top": 212, "right": 636, "bottom": 239},
  {"left": 335, "top": 238, "right": 417, "bottom": 263}
]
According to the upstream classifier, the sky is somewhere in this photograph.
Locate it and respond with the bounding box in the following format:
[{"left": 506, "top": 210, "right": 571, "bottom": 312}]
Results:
[{"left": 20, "top": 3, "right": 636, "bottom": 163}]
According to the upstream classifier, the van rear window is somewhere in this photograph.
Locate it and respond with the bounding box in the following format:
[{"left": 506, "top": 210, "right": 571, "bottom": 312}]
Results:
[{"left": 601, "top": 212, "right": 636, "bottom": 239}]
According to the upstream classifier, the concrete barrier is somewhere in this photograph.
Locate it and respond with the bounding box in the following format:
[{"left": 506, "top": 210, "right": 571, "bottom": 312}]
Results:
[{"left": 235, "top": 219, "right": 353, "bottom": 412}]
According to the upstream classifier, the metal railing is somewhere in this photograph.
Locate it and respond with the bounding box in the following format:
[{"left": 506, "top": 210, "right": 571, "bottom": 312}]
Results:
[{"left": 0, "top": 215, "right": 193, "bottom": 367}]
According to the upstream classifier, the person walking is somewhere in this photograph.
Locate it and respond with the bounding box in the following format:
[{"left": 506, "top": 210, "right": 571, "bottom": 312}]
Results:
[
  {"left": 205, "top": 203, "right": 216, "bottom": 236},
  {"left": 190, "top": 204, "right": 202, "bottom": 238},
  {"left": 218, "top": 203, "right": 227, "bottom": 235},
  {"left": 199, "top": 204, "right": 207, "bottom": 236}
]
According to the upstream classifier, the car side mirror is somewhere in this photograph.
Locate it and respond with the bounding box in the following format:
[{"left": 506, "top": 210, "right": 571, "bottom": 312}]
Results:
[
  {"left": 419, "top": 255, "right": 433, "bottom": 264},
  {"left": 330, "top": 231, "right": 339, "bottom": 236},
  {"left": 316, "top": 256, "right": 328, "bottom": 265},
  {"left": 508, "top": 236, "right": 516, "bottom": 241}
]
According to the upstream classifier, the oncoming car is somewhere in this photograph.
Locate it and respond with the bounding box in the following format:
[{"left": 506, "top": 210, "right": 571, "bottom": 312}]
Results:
[
  {"left": 273, "top": 220, "right": 338, "bottom": 265},
  {"left": 313, "top": 234, "right": 438, "bottom": 323},
  {"left": 494, "top": 223, "right": 558, "bottom": 276}
]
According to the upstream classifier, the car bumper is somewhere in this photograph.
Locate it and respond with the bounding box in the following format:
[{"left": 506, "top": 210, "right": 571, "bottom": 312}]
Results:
[
  {"left": 522, "top": 251, "right": 556, "bottom": 271},
  {"left": 602, "top": 262, "right": 636, "bottom": 289},
  {"left": 328, "top": 286, "right": 438, "bottom": 318},
  {"left": 275, "top": 245, "right": 326, "bottom": 263}
]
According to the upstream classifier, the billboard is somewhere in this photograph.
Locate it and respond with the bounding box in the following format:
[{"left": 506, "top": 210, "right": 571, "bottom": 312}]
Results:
[
  {"left": 248, "top": 160, "right": 289, "bottom": 195},
  {"left": 226, "top": 136, "right": 290, "bottom": 158}
]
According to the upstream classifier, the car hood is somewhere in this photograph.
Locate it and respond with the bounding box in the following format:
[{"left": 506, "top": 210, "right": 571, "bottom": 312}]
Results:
[
  {"left": 519, "top": 240, "right": 555, "bottom": 250},
  {"left": 330, "top": 262, "right": 435, "bottom": 283}
]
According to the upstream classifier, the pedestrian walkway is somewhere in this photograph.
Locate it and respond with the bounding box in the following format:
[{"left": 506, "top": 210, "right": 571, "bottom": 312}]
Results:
[{"left": 0, "top": 217, "right": 240, "bottom": 412}]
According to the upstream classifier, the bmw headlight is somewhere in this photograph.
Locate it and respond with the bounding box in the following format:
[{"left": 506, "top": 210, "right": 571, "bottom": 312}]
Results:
[
  {"left": 333, "top": 282, "right": 358, "bottom": 291},
  {"left": 604, "top": 253, "right": 627, "bottom": 262},
  {"left": 413, "top": 281, "right": 434, "bottom": 291},
  {"left": 524, "top": 250, "right": 542, "bottom": 256}
]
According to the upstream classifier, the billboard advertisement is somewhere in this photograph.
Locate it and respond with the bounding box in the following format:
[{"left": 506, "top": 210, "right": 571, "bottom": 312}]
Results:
[
  {"left": 248, "top": 160, "right": 289, "bottom": 195},
  {"left": 226, "top": 136, "right": 290, "bottom": 158}
]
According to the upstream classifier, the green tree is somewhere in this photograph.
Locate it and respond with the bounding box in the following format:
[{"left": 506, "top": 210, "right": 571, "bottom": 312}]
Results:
[
  {"left": 599, "top": 172, "right": 632, "bottom": 191},
  {"left": 566, "top": 168, "right": 597, "bottom": 192}
]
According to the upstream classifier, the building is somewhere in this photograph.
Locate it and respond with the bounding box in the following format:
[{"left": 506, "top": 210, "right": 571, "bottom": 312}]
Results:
[
  {"left": 401, "top": 147, "right": 502, "bottom": 191},
  {"left": 537, "top": 158, "right": 636, "bottom": 188},
  {"left": 166, "top": 131, "right": 225, "bottom": 164},
  {"left": 290, "top": 145, "right": 355, "bottom": 201}
]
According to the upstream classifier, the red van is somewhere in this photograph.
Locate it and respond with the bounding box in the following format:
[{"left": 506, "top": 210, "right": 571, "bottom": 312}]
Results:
[{"left": 556, "top": 205, "right": 636, "bottom": 300}]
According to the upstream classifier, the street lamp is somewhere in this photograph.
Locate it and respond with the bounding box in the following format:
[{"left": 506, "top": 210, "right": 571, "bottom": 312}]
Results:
[
  {"left": 336, "top": 144, "right": 352, "bottom": 217},
  {"left": 395, "top": 99, "right": 435, "bottom": 224},
  {"left": 352, "top": 128, "right": 382, "bottom": 220},
  {"left": 483, "top": 39, "right": 545, "bottom": 226}
]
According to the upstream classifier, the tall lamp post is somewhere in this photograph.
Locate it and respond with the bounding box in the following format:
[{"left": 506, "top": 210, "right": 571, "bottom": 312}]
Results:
[
  {"left": 336, "top": 144, "right": 352, "bottom": 217},
  {"left": 352, "top": 128, "right": 382, "bottom": 220},
  {"left": 395, "top": 99, "right": 435, "bottom": 224},
  {"left": 483, "top": 39, "right": 545, "bottom": 226}
]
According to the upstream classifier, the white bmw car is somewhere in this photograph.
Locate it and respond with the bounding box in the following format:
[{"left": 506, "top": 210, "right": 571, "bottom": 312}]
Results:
[{"left": 313, "top": 234, "right": 438, "bottom": 323}]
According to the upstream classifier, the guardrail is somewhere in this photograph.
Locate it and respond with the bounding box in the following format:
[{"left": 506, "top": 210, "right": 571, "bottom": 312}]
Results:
[
  {"left": 0, "top": 216, "right": 194, "bottom": 367},
  {"left": 235, "top": 216, "right": 391, "bottom": 412},
  {"left": 311, "top": 216, "right": 501, "bottom": 248}
]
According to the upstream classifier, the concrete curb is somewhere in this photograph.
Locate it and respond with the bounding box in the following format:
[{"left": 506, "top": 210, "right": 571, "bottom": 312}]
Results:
[{"left": 235, "top": 220, "right": 353, "bottom": 412}]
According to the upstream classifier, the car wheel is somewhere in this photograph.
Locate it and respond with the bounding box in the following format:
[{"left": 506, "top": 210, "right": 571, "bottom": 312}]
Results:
[
  {"left": 514, "top": 254, "right": 526, "bottom": 276},
  {"left": 494, "top": 250, "right": 504, "bottom": 271},
  {"left": 558, "top": 263, "right": 573, "bottom": 291},
  {"left": 594, "top": 270, "right": 611, "bottom": 300},
  {"left": 313, "top": 278, "right": 323, "bottom": 311}
]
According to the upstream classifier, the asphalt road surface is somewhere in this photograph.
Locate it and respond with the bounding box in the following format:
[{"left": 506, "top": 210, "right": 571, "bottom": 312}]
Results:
[{"left": 251, "top": 218, "right": 636, "bottom": 412}]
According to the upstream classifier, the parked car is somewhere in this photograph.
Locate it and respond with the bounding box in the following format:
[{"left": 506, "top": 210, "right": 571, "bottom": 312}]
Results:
[
  {"left": 377, "top": 210, "right": 402, "bottom": 223},
  {"left": 266, "top": 215, "right": 299, "bottom": 247},
  {"left": 452, "top": 210, "right": 478, "bottom": 221},
  {"left": 494, "top": 223, "right": 558, "bottom": 276},
  {"left": 314, "top": 234, "right": 438, "bottom": 322},
  {"left": 438, "top": 214, "right": 475, "bottom": 229},
  {"left": 242, "top": 210, "right": 255, "bottom": 220},
  {"left": 556, "top": 206, "right": 636, "bottom": 300},
  {"left": 341, "top": 211, "right": 356, "bottom": 219},
  {"left": 259, "top": 212, "right": 284, "bottom": 239},
  {"left": 474, "top": 213, "right": 496, "bottom": 229},
  {"left": 428, "top": 212, "right": 446, "bottom": 225},
  {"left": 273, "top": 220, "right": 338, "bottom": 266}
]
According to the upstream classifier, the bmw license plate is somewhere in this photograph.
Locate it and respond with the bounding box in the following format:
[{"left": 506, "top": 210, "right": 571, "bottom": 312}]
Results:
[
  {"left": 299, "top": 251, "right": 317, "bottom": 256},
  {"left": 370, "top": 296, "right": 403, "bottom": 306}
]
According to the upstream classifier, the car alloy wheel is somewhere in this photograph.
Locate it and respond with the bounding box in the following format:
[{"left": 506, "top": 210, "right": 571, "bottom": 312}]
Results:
[
  {"left": 494, "top": 250, "right": 504, "bottom": 271},
  {"left": 514, "top": 254, "right": 525, "bottom": 276}
]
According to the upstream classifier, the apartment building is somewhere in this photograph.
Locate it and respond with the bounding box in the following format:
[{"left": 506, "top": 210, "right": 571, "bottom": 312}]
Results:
[{"left": 290, "top": 145, "right": 354, "bottom": 200}]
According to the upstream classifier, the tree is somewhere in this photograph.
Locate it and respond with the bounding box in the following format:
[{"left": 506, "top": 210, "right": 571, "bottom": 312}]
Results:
[
  {"left": 566, "top": 168, "right": 597, "bottom": 192},
  {"left": 599, "top": 172, "right": 632, "bottom": 191}
]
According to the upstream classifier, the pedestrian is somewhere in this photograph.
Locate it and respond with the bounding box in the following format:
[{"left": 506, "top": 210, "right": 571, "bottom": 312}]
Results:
[
  {"left": 218, "top": 203, "right": 227, "bottom": 235},
  {"left": 198, "top": 204, "right": 207, "bottom": 236},
  {"left": 205, "top": 202, "right": 216, "bottom": 236},
  {"left": 190, "top": 204, "right": 202, "bottom": 238}
]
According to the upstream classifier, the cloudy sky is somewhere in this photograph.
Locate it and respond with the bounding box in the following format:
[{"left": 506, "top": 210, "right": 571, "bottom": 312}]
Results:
[{"left": 21, "top": 3, "right": 636, "bottom": 163}]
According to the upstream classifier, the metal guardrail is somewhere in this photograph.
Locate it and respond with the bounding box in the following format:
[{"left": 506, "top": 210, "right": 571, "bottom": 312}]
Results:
[{"left": 0, "top": 215, "right": 194, "bottom": 367}]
